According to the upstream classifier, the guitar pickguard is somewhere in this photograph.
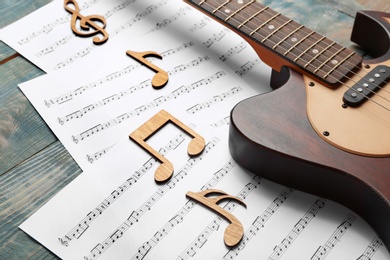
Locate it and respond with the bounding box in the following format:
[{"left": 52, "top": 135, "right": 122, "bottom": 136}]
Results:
[{"left": 305, "top": 60, "right": 390, "bottom": 157}]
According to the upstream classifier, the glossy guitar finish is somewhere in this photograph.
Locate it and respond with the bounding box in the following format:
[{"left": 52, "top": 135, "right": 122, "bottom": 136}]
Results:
[{"left": 184, "top": 0, "right": 390, "bottom": 251}]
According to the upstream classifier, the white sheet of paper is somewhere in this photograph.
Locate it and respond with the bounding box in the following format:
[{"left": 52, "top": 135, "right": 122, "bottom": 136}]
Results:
[
  {"left": 1, "top": 0, "right": 388, "bottom": 259},
  {"left": 20, "top": 135, "right": 390, "bottom": 260}
]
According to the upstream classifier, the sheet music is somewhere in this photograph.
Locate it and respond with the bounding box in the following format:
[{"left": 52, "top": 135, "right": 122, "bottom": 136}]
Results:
[
  {"left": 20, "top": 136, "right": 390, "bottom": 259},
  {"left": 1, "top": 0, "right": 182, "bottom": 73},
  {"left": 1, "top": 0, "right": 388, "bottom": 259},
  {"left": 17, "top": 0, "right": 270, "bottom": 171}
]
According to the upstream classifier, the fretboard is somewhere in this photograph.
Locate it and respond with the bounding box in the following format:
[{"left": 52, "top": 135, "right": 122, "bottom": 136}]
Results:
[{"left": 188, "top": 0, "right": 363, "bottom": 86}]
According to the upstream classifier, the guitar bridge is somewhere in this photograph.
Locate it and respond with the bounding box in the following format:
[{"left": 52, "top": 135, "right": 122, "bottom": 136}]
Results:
[{"left": 343, "top": 65, "right": 390, "bottom": 106}]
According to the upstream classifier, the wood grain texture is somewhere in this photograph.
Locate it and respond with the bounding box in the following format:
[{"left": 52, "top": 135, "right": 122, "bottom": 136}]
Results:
[
  {"left": 0, "top": 0, "right": 51, "bottom": 29},
  {"left": 0, "top": 141, "right": 81, "bottom": 259},
  {"left": 359, "top": 0, "right": 390, "bottom": 11},
  {"left": 0, "top": 42, "right": 18, "bottom": 63},
  {"left": 0, "top": 0, "right": 389, "bottom": 259},
  {"left": 0, "top": 56, "right": 56, "bottom": 175}
]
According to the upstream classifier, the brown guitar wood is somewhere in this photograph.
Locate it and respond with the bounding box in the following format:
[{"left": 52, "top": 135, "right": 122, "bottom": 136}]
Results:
[{"left": 229, "top": 67, "right": 390, "bottom": 250}]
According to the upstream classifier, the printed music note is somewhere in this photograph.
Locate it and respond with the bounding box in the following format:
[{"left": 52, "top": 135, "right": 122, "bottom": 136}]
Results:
[
  {"left": 129, "top": 110, "right": 205, "bottom": 182},
  {"left": 64, "top": 0, "right": 109, "bottom": 45},
  {"left": 186, "top": 189, "right": 246, "bottom": 247},
  {"left": 126, "top": 50, "right": 169, "bottom": 89}
]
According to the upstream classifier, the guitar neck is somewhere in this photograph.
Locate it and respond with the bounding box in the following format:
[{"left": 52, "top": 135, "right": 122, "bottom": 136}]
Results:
[{"left": 186, "top": 0, "right": 363, "bottom": 87}]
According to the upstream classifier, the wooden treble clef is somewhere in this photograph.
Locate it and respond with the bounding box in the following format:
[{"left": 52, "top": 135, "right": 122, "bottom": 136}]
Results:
[{"left": 64, "top": 0, "right": 109, "bottom": 45}]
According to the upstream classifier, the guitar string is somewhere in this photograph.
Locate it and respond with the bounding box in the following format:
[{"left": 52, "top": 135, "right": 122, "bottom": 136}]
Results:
[
  {"left": 210, "top": 0, "right": 390, "bottom": 107},
  {"left": 210, "top": 0, "right": 390, "bottom": 110},
  {"left": 198, "top": 0, "right": 390, "bottom": 112},
  {"left": 209, "top": 1, "right": 365, "bottom": 81},
  {"left": 238, "top": 1, "right": 390, "bottom": 98}
]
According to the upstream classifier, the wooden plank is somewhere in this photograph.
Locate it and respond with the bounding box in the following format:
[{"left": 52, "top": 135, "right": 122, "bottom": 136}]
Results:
[
  {"left": 0, "top": 0, "right": 52, "bottom": 29},
  {"left": 0, "top": 0, "right": 56, "bottom": 176},
  {"left": 0, "top": 55, "right": 56, "bottom": 175},
  {"left": 0, "top": 141, "right": 81, "bottom": 259},
  {"left": 0, "top": 42, "right": 17, "bottom": 62},
  {"left": 359, "top": 0, "right": 390, "bottom": 11}
]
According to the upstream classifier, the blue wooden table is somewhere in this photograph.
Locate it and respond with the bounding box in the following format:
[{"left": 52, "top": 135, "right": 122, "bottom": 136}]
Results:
[{"left": 0, "top": 0, "right": 389, "bottom": 258}]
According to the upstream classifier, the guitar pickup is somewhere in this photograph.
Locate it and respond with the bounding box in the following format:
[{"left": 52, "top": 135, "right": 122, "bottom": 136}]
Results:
[{"left": 343, "top": 65, "right": 390, "bottom": 107}]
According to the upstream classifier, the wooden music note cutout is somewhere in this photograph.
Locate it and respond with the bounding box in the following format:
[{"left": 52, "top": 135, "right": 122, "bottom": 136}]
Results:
[
  {"left": 64, "top": 0, "right": 109, "bottom": 45},
  {"left": 129, "top": 110, "right": 205, "bottom": 182},
  {"left": 126, "top": 50, "right": 169, "bottom": 89},
  {"left": 186, "top": 189, "right": 247, "bottom": 247}
]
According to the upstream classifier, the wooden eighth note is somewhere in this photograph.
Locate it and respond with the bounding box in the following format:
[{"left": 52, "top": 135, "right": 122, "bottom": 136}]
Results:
[
  {"left": 129, "top": 110, "right": 205, "bottom": 182},
  {"left": 64, "top": 0, "right": 109, "bottom": 45},
  {"left": 186, "top": 189, "right": 246, "bottom": 247},
  {"left": 126, "top": 50, "right": 169, "bottom": 89}
]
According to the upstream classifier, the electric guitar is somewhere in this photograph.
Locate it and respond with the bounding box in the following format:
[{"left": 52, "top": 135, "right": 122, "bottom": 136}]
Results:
[{"left": 184, "top": 0, "right": 390, "bottom": 251}]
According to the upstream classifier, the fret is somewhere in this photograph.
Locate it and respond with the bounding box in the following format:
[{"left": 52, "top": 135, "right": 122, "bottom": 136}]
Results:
[
  {"left": 304, "top": 42, "right": 336, "bottom": 68},
  {"left": 273, "top": 24, "right": 303, "bottom": 49},
  {"left": 283, "top": 31, "right": 314, "bottom": 56},
  {"left": 294, "top": 36, "right": 325, "bottom": 62},
  {"left": 314, "top": 46, "right": 345, "bottom": 73},
  {"left": 261, "top": 19, "right": 292, "bottom": 43},
  {"left": 212, "top": 0, "right": 229, "bottom": 14},
  {"left": 238, "top": 6, "right": 269, "bottom": 29},
  {"left": 225, "top": 0, "right": 255, "bottom": 22},
  {"left": 250, "top": 13, "right": 281, "bottom": 36},
  {"left": 324, "top": 51, "right": 355, "bottom": 79}
]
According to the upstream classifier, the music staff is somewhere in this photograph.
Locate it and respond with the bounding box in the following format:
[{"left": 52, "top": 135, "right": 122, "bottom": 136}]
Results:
[
  {"left": 45, "top": 41, "right": 195, "bottom": 108},
  {"left": 86, "top": 143, "right": 117, "bottom": 164},
  {"left": 160, "top": 41, "right": 194, "bottom": 57},
  {"left": 131, "top": 159, "right": 237, "bottom": 260},
  {"left": 211, "top": 116, "right": 230, "bottom": 128},
  {"left": 357, "top": 236, "right": 384, "bottom": 260},
  {"left": 235, "top": 58, "right": 261, "bottom": 77},
  {"left": 311, "top": 214, "right": 356, "bottom": 260},
  {"left": 18, "top": 15, "right": 69, "bottom": 45},
  {"left": 268, "top": 199, "right": 326, "bottom": 260},
  {"left": 178, "top": 175, "right": 261, "bottom": 260},
  {"left": 223, "top": 188, "right": 294, "bottom": 260},
  {"left": 189, "top": 17, "right": 211, "bottom": 32},
  {"left": 186, "top": 86, "right": 243, "bottom": 115},
  {"left": 110, "top": 1, "right": 167, "bottom": 37},
  {"left": 59, "top": 133, "right": 186, "bottom": 247},
  {"left": 84, "top": 138, "right": 220, "bottom": 260},
  {"left": 219, "top": 41, "right": 247, "bottom": 62},
  {"left": 36, "top": 34, "right": 75, "bottom": 57},
  {"left": 71, "top": 71, "right": 224, "bottom": 143},
  {"left": 61, "top": 60, "right": 215, "bottom": 126},
  {"left": 169, "top": 56, "right": 210, "bottom": 76},
  {"left": 147, "top": 7, "right": 192, "bottom": 34},
  {"left": 203, "top": 28, "right": 230, "bottom": 48}
]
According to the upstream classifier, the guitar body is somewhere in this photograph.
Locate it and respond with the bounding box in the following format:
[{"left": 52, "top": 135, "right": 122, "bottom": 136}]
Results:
[{"left": 229, "top": 11, "right": 390, "bottom": 249}]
